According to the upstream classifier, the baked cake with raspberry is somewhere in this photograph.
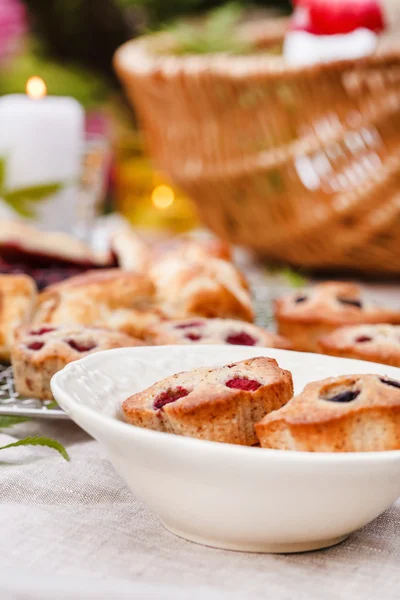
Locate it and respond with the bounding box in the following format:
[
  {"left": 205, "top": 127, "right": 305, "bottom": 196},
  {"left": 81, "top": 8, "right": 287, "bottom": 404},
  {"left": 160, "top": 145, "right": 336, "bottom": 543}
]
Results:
[
  {"left": 12, "top": 325, "right": 144, "bottom": 400},
  {"left": 319, "top": 324, "right": 400, "bottom": 367},
  {"left": 0, "top": 274, "right": 37, "bottom": 361},
  {"left": 275, "top": 282, "right": 400, "bottom": 353},
  {"left": 123, "top": 357, "right": 293, "bottom": 445},
  {"left": 149, "top": 318, "right": 291, "bottom": 349},
  {"left": 255, "top": 374, "right": 400, "bottom": 452},
  {"left": 33, "top": 269, "right": 164, "bottom": 339}
]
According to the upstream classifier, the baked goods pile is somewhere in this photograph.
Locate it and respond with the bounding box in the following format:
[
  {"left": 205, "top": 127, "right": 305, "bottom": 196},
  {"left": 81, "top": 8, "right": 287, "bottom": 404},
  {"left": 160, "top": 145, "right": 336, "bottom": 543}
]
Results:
[
  {"left": 121, "top": 279, "right": 399, "bottom": 453},
  {"left": 2, "top": 220, "right": 399, "bottom": 455},
  {"left": 122, "top": 359, "right": 400, "bottom": 452},
  {"left": 0, "top": 224, "right": 293, "bottom": 399},
  {"left": 275, "top": 282, "right": 400, "bottom": 357}
]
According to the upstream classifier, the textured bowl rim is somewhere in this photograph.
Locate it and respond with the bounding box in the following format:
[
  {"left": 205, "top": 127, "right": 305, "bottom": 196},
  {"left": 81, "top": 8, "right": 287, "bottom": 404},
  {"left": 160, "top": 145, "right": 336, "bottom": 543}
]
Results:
[{"left": 51, "top": 345, "right": 400, "bottom": 464}]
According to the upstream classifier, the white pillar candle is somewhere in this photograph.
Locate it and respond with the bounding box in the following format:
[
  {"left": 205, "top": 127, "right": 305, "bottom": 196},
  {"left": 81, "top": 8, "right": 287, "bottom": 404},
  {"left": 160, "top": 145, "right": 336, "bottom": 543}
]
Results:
[{"left": 0, "top": 79, "right": 84, "bottom": 233}]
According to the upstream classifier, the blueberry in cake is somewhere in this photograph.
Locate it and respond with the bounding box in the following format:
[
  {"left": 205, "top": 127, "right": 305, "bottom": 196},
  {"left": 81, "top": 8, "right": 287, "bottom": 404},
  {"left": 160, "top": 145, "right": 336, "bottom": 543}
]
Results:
[
  {"left": 274, "top": 282, "right": 400, "bottom": 353},
  {"left": 255, "top": 374, "right": 400, "bottom": 452}
]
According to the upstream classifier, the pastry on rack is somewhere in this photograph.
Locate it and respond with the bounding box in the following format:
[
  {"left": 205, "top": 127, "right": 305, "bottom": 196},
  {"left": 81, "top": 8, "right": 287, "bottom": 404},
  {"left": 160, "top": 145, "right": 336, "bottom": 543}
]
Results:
[
  {"left": 0, "top": 220, "right": 115, "bottom": 289},
  {"left": 151, "top": 251, "right": 254, "bottom": 322},
  {"left": 0, "top": 274, "right": 37, "bottom": 361},
  {"left": 255, "top": 374, "right": 400, "bottom": 452},
  {"left": 123, "top": 357, "right": 293, "bottom": 445},
  {"left": 12, "top": 325, "right": 144, "bottom": 400},
  {"left": 319, "top": 324, "right": 400, "bottom": 367},
  {"left": 274, "top": 282, "right": 400, "bottom": 353},
  {"left": 33, "top": 269, "right": 163, "bottom": 339},
  {"left": 149, "top": 317, "right": 291, "bottom": 349}
]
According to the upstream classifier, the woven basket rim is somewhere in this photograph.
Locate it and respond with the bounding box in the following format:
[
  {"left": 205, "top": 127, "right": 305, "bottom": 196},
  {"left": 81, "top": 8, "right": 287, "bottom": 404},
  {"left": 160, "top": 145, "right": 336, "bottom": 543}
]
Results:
[{"left": 115, "top": 28, "right": 400, "bottom": 82}]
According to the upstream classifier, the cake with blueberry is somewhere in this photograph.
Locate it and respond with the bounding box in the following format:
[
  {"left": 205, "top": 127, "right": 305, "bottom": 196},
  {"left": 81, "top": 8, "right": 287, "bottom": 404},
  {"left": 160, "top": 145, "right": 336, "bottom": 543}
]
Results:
[
  {"left": 122, "top": 357, "right": 293, "bottom": 445},
  {"left": 33, "top": 269, "right": 164, "bottom": 339},
  {"left": 0, "top": 274, "right": 37, "bottom": 362},
  {"left": 12, "top": 325, "right": 144, "bottom": 400},
  {"left": 275, "top": 282, "right": 400, "bottom": 353},
  {"left": 319, "top": 324, "right": 400, "bottom": 367},
  {"left": 149, "top": 318, "right": 291, "bottom": 349},
  {"left": 151, "top": 252, "right": 254, "bottom": 322},
  {"left": 255, "top": 374, "right": 400, "bottom": 452}
]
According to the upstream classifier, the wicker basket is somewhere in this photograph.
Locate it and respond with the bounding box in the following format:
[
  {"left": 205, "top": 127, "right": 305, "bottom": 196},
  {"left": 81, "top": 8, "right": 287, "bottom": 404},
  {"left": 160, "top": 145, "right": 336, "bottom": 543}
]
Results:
[{"left": 115, "top": 22, "right": 400, "bottom": 275}]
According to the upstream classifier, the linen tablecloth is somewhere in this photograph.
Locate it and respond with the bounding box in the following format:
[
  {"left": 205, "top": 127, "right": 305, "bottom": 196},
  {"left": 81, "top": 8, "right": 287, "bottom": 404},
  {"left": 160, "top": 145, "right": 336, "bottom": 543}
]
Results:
[
  {"left": 0, "top": 419, "right": 399, "bottom": 600},
  {"left": 1, "top": 274, "right": 399, "bottom": 600}
]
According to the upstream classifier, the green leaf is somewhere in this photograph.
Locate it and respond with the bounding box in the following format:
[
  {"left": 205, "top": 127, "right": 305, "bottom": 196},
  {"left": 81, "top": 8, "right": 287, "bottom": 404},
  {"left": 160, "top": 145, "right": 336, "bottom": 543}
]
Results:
[
  {"left": 45, "top": 400, "right": 59, "bottom": 410},
  {"left": 0, "top": 415, "right": 30, "bottom": 429},
  {"left": 0, "top": 436, "right": 70, "bottom": 461},
  {"left": 1, "top": 195, "right": 36, "bottom": 218},
  {"left": 3, "top": 182, "right": 64, "bottom": 203},
  {"left": 279, "top": 267, "right": 308, "bottom": 288},
  {"left": 0, "top": 157, "right": 6, "bottom": 190}
]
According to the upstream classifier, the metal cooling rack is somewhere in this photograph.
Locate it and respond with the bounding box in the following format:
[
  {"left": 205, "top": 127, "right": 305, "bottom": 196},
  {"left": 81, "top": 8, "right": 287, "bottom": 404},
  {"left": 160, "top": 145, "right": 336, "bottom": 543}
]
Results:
[
  {"left": 0, "top": 268, "right": 289, "bottom": 420},
  {"left": 0, "top": 365, "right": 68, "bottom": 419}
]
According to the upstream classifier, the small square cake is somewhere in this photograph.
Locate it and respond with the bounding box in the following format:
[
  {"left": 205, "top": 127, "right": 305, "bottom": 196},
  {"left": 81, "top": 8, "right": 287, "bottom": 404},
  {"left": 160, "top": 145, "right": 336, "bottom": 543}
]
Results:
[
  {"left": 256, "top": 374, "right": 400, "bottom": 452},
  {"left": 275, "top": 282, "right": 400, "bottom": 353},
  {"left": 0, "top": 274, "right": 37, "bottom": 361},
  {"left": 319, "top": 324, "right": 400, "bottom": 367},
  {"left": 123, "top": 357, "right": 293, "bottom": 445},
  {"left": 149, "top": 317, "right": 291, "bottom": 349},
  {"left": 12, "top": 325, "right": 144, "bottom": 400}
]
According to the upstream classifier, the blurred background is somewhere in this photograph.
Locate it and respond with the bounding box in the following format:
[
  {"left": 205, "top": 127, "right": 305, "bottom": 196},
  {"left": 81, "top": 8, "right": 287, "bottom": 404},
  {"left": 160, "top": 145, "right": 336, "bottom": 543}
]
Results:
[{"left": 0, "top": 0, "right": 399, "bottom": 276}]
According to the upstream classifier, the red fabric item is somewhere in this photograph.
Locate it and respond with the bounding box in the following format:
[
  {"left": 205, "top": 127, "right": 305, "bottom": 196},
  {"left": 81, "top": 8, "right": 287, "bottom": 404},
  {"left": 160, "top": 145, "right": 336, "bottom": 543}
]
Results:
[{"left": 290, "top": 0, "right": 385, "bottom": 35}]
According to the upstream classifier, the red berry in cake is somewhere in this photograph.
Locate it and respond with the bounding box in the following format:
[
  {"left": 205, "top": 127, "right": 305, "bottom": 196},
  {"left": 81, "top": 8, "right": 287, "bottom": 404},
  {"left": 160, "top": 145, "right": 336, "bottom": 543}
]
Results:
[
  {"left": 30, "top": 327, "right": 55, "bottom": 336},
  {"left": 66, "top": 339, "right": 97, "bottom": 353},
  {"left": 27, "top": 341, "right": 45, "bottom": 351},
  {"left": 225, "top": 332, "right": 256, "bottom": 346},
  {"left": 185, "top": 333, "right": 202, "bottom": 341},
  {"left": 154, "top": 387, "right": 189, "bottom": 410},
  {"left": 225, "top": 377, "right": 262, "bottom": 391}
]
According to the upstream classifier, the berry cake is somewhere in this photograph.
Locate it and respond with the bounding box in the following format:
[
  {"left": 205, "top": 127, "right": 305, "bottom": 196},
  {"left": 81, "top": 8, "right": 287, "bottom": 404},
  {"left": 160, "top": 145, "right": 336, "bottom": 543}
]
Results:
[
  {"left": 123, "top": 357, "right": 293, "bottom": 445},
  {"left": 33, "top": 269, "right": 164, "bottom": 339},
  {"left": 12, "top": 326, "right": 144, "bottom": 400},
  {"left": 275, "top": 282, "right": 400, "bottom": 353},
  {"left": 0, "top": 220, "right": 113, "bottom": 268},
  {"left": 255, "top": 374, "right": 400, "bottom": 452},
  {"left": 151, "top": 253, "right": 254, "bottom": 322},
  {"left": 319, "top": 324, "right": 400, "bottom": 367},
  {"left": 0, "top": 274, "right": 37, "bottom": 361},
  {"left": 149, "top": 318, "right": 291, "bottom": 349}
]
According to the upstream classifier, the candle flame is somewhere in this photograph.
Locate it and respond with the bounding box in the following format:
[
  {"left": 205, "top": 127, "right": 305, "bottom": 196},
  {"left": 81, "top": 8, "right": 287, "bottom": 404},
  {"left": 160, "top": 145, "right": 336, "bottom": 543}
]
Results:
[
  {"left": 151, "top": 185, "right": 175, "bottom": 210},
  {"left": 26, "top": 76, "right": 47, "bottom": 100}
]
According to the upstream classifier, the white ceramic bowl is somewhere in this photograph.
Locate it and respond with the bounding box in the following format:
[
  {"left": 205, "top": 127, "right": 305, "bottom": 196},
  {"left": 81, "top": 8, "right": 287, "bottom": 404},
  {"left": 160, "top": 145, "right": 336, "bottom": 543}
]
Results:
[{"left": 51, "top": 346, "right": 400, "bottom": 553}]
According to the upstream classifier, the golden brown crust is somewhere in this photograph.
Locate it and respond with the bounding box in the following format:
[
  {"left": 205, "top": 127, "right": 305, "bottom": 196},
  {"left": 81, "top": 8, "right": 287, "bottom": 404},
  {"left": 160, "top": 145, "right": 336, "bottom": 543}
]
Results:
[
  {"left": 12, "top": 325, "right": 144, "bottom": 400},
  {"left": 319, "top": 324, "right": 400, "bottom": 367},
  {"left": 0, "top": 274, "right": 37, "bottom": 361},
  {"left": 123, "top": 356, "right": 293, "bottom": 445},
  {"left": 151, "top": 254, "right": 254, "bottom": 322},
  {"left": 256, "top": 374, "right": 400, "bottom": 452},
  {"left": 149, "top": 317, "right": 291, "bottom": 349},
  {"left": 33, "top": 269, "right": 163, "bottom": 339},
  {"left": 274, "top": 282, "right": 400, "bottom": 352}
]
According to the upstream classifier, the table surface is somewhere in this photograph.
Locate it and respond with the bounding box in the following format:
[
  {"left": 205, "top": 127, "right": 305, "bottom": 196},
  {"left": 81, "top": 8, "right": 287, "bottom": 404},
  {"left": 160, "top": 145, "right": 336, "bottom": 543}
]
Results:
[{"left": 0, "top": 270, "right": 399, "bottom": 600}]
